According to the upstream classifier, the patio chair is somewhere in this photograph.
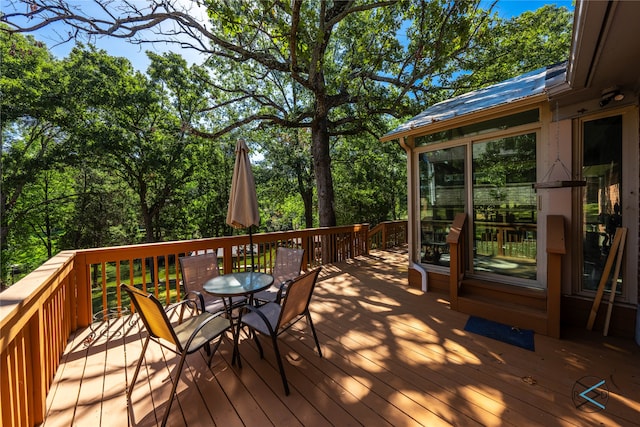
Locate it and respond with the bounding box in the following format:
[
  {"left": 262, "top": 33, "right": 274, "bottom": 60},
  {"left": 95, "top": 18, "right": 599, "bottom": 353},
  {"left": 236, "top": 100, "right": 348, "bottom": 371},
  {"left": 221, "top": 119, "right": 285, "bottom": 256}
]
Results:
[
  {"left": 180, "top": 252, "right": 243, "bottom": 314},
  {"left": 253, "top": 247, "right": 305, "bottom": 305},
  {"left": 237, "top": 267, "right": 322, "bottom": 395},
  {"left": 121, "top": 283, "right": 231, "bottom": 427}
]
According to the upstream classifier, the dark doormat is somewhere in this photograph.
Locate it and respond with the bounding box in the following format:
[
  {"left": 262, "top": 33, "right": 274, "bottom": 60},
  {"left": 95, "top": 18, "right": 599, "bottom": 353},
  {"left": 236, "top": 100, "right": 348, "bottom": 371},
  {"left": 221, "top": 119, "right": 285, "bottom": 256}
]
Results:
[{"left": 464, "top": 316, "right": 535, "bottom": 351}]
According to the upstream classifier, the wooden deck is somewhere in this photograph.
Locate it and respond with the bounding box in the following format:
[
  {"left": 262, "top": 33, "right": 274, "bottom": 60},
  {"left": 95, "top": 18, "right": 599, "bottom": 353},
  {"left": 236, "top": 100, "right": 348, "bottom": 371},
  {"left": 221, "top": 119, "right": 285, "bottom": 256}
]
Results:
[{"left": 43, "top": 249, "right": 640, "bottom": 427}]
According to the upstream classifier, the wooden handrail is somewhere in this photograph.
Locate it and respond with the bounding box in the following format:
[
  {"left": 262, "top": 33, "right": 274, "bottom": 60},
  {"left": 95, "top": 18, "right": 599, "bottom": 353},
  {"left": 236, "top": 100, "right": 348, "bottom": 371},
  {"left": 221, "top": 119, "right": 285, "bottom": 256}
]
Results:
[
  {"left": 546, "top": 215, "right": 565, "bottom": 338},
  {"left": 446, "top": 213, "right": 468, "bottom": 310},
  {"left": 1, "top": 251, "right": 76, "bottom": 426},
  {"left": 368, "top": 220, "right": 407, "bottom": 250},
  {"left": 0, "top": 224, "right": 371, "bottom": 427}
]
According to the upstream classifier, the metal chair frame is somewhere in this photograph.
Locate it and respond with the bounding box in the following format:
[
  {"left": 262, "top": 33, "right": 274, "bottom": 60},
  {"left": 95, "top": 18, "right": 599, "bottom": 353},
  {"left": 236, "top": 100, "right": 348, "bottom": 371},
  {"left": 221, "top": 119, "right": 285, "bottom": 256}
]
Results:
[
  {"left": 254, "top": 247, "right": 305, "bottom": 305},
  {"left": 237, "top": 268, "right": 322, "bottom": 395},
  {"left": 179, "top": 252, "right": 229, "bottom": 314},
  {"left": 122, "top": 283, "right": 231, "bottom": 427}
]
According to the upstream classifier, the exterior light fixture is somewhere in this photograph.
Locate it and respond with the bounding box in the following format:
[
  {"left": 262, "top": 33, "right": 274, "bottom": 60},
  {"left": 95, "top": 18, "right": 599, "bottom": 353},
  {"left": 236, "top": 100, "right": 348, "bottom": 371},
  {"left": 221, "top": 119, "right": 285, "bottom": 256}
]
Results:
[{"left": 599, "top": 87, "right": 624, "bottom": 107}]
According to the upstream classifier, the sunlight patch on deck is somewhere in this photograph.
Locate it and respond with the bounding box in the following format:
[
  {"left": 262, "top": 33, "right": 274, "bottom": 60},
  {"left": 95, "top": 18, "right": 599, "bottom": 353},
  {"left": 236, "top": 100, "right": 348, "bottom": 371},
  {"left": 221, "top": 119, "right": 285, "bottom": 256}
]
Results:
[
  {"left": 338, "top": 376, "right": 374, "bottom": 402},
  {"left": 460, "top": 387, "right": 505, "bottom": 413}
]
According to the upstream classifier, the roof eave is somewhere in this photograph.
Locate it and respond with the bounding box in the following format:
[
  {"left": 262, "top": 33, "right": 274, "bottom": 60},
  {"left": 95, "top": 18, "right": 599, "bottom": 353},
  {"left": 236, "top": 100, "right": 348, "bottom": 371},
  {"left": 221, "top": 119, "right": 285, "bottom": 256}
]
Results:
[{"left": 380, "top": 92, "right": 548, "bottom": 143}]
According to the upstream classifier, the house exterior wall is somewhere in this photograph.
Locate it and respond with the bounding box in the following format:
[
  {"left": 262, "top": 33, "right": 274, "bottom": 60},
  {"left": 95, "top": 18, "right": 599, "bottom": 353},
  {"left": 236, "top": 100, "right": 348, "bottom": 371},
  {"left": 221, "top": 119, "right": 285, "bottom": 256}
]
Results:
[
  {"left": 541, "top": 119, "right": 574, "bottom": 295},
  {"left": 392, "top": 0, "right": 640, "bottom": 338},
  {"left": 400, "top": 97, "right": 639, "bottom": 338},
  {"left": 566, "top": 104, "right": 638, "bottom": 306}
]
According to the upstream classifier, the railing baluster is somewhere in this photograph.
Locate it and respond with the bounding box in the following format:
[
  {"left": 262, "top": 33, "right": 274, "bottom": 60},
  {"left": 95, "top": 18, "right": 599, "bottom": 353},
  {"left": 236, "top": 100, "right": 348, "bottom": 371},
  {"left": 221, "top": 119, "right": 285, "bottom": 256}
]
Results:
[{"left": 1, "top": 223, "right": 413, "bottom": 427}]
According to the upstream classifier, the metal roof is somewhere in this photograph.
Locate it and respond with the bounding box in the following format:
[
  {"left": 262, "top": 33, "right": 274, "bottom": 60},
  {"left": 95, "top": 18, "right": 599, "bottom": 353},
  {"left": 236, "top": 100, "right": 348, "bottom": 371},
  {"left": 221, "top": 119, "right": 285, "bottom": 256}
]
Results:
[{"left": 382, "top": 62, "right": 567, "bottom": 141}]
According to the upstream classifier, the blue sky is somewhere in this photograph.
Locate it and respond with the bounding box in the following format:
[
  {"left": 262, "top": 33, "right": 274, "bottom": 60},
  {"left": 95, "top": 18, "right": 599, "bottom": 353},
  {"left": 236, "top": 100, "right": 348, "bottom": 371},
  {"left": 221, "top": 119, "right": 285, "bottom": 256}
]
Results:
[
  {"left": 492, "top": 0, "right": 573, "bottom": 17},
  {"left": 5, "top": 0, "right": 574, "bottom": 72}
]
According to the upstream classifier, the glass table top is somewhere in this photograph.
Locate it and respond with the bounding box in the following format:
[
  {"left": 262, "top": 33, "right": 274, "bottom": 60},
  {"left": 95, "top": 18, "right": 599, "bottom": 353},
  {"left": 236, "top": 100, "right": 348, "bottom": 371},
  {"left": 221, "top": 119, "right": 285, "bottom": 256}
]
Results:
[{"left": 203, "top": 272, "right": 274, "bottom": 297}]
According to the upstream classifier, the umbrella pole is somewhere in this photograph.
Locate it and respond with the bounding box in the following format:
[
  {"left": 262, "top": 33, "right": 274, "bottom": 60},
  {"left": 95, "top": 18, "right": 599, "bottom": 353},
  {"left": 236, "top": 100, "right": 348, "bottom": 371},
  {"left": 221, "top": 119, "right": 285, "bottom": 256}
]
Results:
[{"left": 249, "top": 226, "right": 255, "bottom": 271}]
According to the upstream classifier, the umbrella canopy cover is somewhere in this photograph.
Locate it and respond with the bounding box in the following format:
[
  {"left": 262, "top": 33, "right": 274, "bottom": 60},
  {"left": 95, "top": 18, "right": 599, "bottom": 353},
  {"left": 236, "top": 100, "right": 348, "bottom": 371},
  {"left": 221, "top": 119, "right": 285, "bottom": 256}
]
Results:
[{"left": 226, "top": 139, "right": 260, "bottom": 229}]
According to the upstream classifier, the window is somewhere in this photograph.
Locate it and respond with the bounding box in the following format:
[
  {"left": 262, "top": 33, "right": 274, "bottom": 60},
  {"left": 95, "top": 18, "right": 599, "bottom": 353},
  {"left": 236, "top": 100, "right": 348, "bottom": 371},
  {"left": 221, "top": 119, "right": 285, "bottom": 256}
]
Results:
[
  {"left": 419, "top": 147, "right": 466, "bottom": 266},
  {"left": 416, "top": 109, "right": 539, "bottom": 147},
  {"left": 472, "top": 133, "right": 537, "bottom": 280},
  {"left": 416, "top": 113, "right": 539, "bottom": 285},
  {"left": 581, "top": 115, "right": 622, "bottom": 293}
]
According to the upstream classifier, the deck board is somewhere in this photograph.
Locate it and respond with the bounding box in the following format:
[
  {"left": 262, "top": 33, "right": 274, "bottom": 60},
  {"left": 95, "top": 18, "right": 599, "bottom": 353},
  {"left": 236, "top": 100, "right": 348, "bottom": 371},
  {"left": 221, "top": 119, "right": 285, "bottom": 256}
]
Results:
[
  {"left": 101, "top": 317, "right": 132, "bottom": 426},
  {"left": 43, "top": 249, "right": 640, "bottom": 427},
  {"left": 43, "top": 320, "right": 93, "bottom": 427}
]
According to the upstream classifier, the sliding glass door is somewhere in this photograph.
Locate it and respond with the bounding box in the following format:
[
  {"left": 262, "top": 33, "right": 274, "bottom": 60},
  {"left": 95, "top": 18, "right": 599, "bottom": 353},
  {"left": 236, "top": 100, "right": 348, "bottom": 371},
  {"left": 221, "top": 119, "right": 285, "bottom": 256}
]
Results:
[
  {"left": 417, "top": 131, "right": 538, "bottom": 283},
  {"left": 581, "top": 115, "right": 622, "bottom": 292},
  {"left": 472, "top": 133, "right": 537, "bottom": 280},
  {"left": 418, "top": 147, "right": 466, "bottom": 267}
]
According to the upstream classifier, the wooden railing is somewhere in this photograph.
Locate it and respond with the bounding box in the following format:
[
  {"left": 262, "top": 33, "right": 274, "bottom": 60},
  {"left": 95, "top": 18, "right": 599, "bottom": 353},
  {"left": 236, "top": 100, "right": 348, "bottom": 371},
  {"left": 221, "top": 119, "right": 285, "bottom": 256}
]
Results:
[
  {"left": 368, "top": 220, "right": 407, "bottom": 250},
  {"left": 446, "top": 214, "right": 565, "bottom": 337},
  {"left": 446, "top": 213, "right": 468, "bottom": 310},
  {"left": 0, "top": 223, "right": 371, "bottom": 427},
  {"left": 546, "top": 215, "right": 565, "bottom": 339},
  {"left": 78, "top": 225, "right": 371, "bottom": 320},
  {"left": 0, "top": 251, "right": 77, "bottom": 427}
]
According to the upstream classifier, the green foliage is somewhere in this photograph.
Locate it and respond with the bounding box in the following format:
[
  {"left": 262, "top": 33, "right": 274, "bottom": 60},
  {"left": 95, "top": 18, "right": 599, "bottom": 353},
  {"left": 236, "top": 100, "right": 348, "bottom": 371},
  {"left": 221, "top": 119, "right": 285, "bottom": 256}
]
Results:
[
  {"left": 7, "top": 167, "right": 73, "bottom": 265},
  {"left": 191, "top": 0, "right": 495, "bottom": 227},
  {"left": 0, "top": 26, "right": 57, "bottom": 125},
  {"left": 450, "top": 5, "right": 573, "bottom": 92},
  {"left": 252, "top": 126, "right": 315, "bottom": 230},
  {"left": 333, "top": 134, "right": 407, "bottom": 226},
  {"left": 60, "top": 47, "right": 220, "bottom": 242},
  {"left": 179, "top": 136, "right": 236, "bottom": 239},
  {"left": 59, "top": 166, "right": 140, "bottom": 249},
  {"left": 0, "top": 3, "right": 573, "bottom": 285},
  {"left": 1, "top": 30, "right": 72, "bottom": 281}
]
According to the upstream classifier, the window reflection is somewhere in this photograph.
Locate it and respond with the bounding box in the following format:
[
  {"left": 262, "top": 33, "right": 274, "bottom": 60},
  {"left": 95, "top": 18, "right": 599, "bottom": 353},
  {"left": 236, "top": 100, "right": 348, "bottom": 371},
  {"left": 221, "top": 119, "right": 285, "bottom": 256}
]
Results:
[
  {"left": 418, "top": 132, "right": 538, "bottom": 282},
  {"left": 419, "top": 147, "right": 466, "bottom": 266},
  {"left": 472, "top": 133, "right": 537, "bottom": 280},
  {"left": 582, "top": 115, "right": 622, "bottom": 292}
]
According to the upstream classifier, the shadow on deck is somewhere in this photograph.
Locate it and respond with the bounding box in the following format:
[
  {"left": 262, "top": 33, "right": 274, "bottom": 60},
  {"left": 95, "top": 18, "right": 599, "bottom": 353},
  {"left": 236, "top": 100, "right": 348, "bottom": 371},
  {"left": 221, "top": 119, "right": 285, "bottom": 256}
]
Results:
[{"left": 44, "top": 249, "right": 640, "bottom": 426}]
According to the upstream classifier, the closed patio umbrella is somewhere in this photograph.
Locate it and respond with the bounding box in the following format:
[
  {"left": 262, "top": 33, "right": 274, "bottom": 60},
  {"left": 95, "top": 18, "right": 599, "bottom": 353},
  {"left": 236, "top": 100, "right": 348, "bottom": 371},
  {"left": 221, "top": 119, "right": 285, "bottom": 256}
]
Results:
[{"left": 226, "top": 138, "right": 260, "bottom": 269}]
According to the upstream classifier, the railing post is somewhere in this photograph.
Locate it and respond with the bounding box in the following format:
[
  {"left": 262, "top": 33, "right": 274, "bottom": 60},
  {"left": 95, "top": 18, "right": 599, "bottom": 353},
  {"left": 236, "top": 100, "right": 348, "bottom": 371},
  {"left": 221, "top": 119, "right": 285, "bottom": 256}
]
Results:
[
  {"left": 546, "top": 215, "right": 565, "bottom": 339},
  {"left": 30, "top": 308, "right": 46, "bottom": 424},
  {"left": 301, "top": 233, "right": 311, "bottom": 269},
  {"left": 381, "top": 222, "right": 387, "bottom": 250},
  {"left": 364, "top": 224, "right": 370, "bottom": 255},
  {"left": 446, "top": 213, "right": 467, "bottom": 310},
  {"left": 223, "top": 247, "right": 234, "bottom": 274},
  {"left": 68, "top": 267, "right": 77, "bottom": 332},
  {"left": 73, "top": 252, "right": 92, "bottom": 328},
  {"left": 404, "top": 221, "right": 408, "bottom": 246}
]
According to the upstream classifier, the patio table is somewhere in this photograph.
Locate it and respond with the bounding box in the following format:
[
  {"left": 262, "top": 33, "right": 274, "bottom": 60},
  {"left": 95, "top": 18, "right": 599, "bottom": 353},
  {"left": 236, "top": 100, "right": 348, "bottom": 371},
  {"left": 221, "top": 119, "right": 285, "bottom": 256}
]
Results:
[{"left": 203, "top": 272, "right": 273, "bottom": 365}]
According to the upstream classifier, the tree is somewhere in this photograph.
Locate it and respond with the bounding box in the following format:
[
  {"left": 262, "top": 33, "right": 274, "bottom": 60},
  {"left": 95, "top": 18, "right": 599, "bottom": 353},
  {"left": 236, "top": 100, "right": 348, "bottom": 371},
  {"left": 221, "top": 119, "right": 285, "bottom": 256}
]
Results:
[
  {"left": 1, "top": 0, "right": 494, "bottom": 227},
  {"left": 60, "top": 47, "right": 202, "bottom": 242},
  {"left": 333, "top": 133, "right": 407, "bottom": 226},
  {"left": 253, "top": 127, "right": 315, "bottom": 230},
  {"left": 175, "top": 135, "right": 234, "bottom": 239},
  {"left": 447, "top": 5, "right": 572, "bottom": 93},
  {"left": 59, "top": 163, "right": 140, "bottom": 249},
  {"left": 12, "top": 167, "right": 75, "bottom": 259},
  {"left": 0, "top": 28, "right": 67, "bottom": 282}
]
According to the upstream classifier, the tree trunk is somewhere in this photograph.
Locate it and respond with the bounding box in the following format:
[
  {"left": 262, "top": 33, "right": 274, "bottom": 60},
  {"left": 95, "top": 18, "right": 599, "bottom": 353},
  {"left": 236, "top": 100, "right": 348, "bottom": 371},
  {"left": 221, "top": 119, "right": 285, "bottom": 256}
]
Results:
[
  {"left": 0, "top": 191, "right": 8, "bottom": 285},
  {"left": 302, "top": 186, "right": 314, "bottom": 228},
  {"left": 142, "top": 206, "right": 154, "bottom": 243},
  {"left": 294, "top": 155, "right": 314, "bottom": 228},
  {"left": 138, "top": 177, "right": 156, "bottom": 242},
  {"left": 139, "top": 190, "right": 155, "bottom": 243},
  {"left": 311, "top": 110, "right": 336, "bottom": 227}
]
